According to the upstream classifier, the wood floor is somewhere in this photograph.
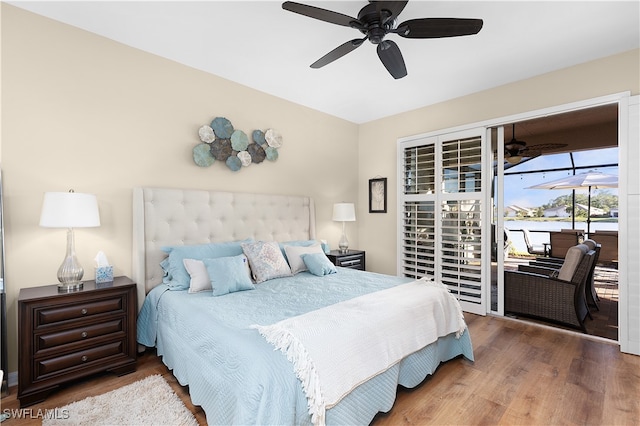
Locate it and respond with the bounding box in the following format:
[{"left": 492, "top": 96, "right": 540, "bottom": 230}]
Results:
[{"left": 1, "top": 314, "right": 638, "bottom": 425}]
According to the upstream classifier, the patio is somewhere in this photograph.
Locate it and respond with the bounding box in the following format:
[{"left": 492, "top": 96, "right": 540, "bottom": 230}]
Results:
[{"left": 499, "top": 257, "right": 618, "bottom": 341}]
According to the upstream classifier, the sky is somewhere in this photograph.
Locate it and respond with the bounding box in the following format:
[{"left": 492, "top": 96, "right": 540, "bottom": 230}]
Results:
[{"left": 503, "top": 147, "right": 619, "bottom": 209}]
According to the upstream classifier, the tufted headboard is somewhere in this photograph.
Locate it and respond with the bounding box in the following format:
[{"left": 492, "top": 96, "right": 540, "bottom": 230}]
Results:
[{"left": 132, "top": 187, "right": 316, "bottom": 308}]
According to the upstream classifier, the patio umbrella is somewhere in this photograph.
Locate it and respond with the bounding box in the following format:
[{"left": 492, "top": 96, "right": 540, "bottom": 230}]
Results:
[{"left": 527, "top": 171, "right": 618, "bottom": 234}]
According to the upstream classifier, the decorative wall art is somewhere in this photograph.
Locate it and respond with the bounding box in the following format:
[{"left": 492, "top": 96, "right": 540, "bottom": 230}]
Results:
[
  {"left": 369, "top": 177, "right": 387, "bottom": 213},
  {"left": 192, "top": 116, "right": 282, "bottom": 172}
]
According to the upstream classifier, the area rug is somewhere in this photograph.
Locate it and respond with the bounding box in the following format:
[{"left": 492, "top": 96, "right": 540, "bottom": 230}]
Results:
[{"left": 42, "top": 374, "right": 198, "bottom": 426}]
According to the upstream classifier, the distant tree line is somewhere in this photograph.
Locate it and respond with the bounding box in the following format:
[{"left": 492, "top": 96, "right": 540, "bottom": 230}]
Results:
[{"left": 533, "top": 190, "right": 618, "bottom": 218}]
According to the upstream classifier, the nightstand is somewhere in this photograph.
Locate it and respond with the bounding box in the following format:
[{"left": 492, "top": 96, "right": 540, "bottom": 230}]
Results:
[
  {"left": 18, "top": 276, "right": 137, "bottom": 407},
  {"left": 327, "top": 249, "right": 366, "bottom": 271}
]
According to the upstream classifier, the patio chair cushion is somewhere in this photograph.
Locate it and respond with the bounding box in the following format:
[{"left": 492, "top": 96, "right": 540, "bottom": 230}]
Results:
[
  {"left": 583, "top": 239, "right": 597, "bottom": 251},
  {"left": 557, "top": 244, "right": 588, "bottom": 281}
]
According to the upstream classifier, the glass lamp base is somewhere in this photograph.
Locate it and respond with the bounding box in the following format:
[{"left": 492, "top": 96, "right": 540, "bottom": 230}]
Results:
[
  {"left": 338, "top": 221, "right": 349, "bottom": 253},
  {"left": 57, "top": 228, "right": 84, "bottom": 292},
  {"left": 338, "top": 234, "right": 349, "bottom": 253},
  {"left": 58, "top": 281, "right": 83, "bottom": 292}
]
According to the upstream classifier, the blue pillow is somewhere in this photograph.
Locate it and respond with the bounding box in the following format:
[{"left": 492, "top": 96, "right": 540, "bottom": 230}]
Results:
[
  {"left": 301, "top": 253, "right": 337, "bottom": 276},
  {"left": 160, "top": 258, "right": 170, "bottom": 280},
  {"left": 161, "top": 239, "right": 252, "bottom": 290},
  {"left": 203, "top": 255, "right": 255, "bottom": 296}
]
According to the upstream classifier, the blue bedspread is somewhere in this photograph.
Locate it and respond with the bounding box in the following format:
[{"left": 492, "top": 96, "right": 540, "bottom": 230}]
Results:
[{"left": 137, "top": 267, "right": 474, "bottom": 425}]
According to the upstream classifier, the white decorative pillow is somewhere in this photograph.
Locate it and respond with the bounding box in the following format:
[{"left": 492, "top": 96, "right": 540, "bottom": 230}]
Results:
[
  {"left": 241, "top": 241, "right": 292, "bottom": 283},
  {"left": 183, "top": 258, "right": 211, "bottom": 293},
  {"left": 284, "top": 243, "right": 324, "bottom": 274}
]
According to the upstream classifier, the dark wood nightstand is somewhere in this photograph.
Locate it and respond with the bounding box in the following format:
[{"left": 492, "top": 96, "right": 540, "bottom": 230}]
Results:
[
  {"left": 17, "top": 276, "right": 137, "bottom": 407},
  {"left": 327, "top": 249, "right": 366, "bottom": 271}
]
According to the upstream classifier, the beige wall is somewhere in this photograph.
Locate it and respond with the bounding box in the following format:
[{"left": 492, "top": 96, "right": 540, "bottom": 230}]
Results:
[
  {"left": 0, "top": 5, "right": 359, "bottom": 373},
  {"left": 358, "top": 49, "right": 639, "bottom": 275},
  {"left": 1, "top": 3, "right": 639, "bottom": 375}
]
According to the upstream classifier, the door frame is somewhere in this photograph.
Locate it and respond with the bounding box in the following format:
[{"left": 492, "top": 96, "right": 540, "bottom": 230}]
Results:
[{"left": 397, "top": 91, "right": 634, "bottom": 352}]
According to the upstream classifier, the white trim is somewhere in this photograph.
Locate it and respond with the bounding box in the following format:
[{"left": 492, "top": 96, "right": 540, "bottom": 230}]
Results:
[
  {"left": 618, "top": 95, "right": 639, "bottom": 356},
  {"left": 482, "top": 127, "right": 493, "bottom": 313},
  {"left": 495, "top": 125, "right": 506, "bottom": 316}
]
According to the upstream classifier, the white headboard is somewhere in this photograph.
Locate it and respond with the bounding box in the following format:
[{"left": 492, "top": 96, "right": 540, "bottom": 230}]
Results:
[{"left": 132, "top": 187, "right": 316, "bottom": 308}]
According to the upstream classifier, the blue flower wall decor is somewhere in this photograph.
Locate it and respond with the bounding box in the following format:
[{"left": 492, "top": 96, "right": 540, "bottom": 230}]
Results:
[{"left": 193, "top": 116, "right": 282, "bottom": 171}]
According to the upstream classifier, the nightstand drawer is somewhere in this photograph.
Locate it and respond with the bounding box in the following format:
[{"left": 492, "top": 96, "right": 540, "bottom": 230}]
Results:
[
  {"left": 36, "top": 296, "right": 124, "bottom": 328},
  {"left": 335, "top": 255, "right": 363, "bottom": 267},
  {"left": 327, "top": 250, "right": 366, "bottom": 271},
  {"left": 36, "top": 318, "right": 125, "bottom": 353},
  {"left": 35, "top": 340, "right": 124, "bottom": 378}
]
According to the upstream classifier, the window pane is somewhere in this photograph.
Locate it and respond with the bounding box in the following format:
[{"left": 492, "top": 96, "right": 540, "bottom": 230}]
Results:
[
  {"left": 403, "top": 144, "right": 435, "bottom": 195},
  {"left": 402, "top": 201, "right": 435, "bottom": 279},
  {"left": 442, "top": 136, "right": 482, "bottom": 193}
]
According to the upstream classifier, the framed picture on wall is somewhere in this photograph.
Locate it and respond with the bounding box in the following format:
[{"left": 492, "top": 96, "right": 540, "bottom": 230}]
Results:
[{"left": 369, "top": 177, "right": 387, "bottom": 213}]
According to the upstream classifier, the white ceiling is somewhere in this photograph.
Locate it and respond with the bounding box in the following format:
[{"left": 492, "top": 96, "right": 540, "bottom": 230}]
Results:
[{"left": 7, "top": 1, "right": 640, "bottom": 124}]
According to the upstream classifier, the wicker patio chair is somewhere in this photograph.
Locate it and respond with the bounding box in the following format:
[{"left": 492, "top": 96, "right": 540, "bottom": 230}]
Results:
[
  {"left": 505, "top": 244, "right": 595, "bottom": 332},
  {"left": 524, "top": 240, "right": 601, "bottom": 310}
]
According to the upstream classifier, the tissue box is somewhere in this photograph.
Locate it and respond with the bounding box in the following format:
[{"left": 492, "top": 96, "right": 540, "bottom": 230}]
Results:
[{"left": 95, "top": 266, "right": 114, "bottom": 284}]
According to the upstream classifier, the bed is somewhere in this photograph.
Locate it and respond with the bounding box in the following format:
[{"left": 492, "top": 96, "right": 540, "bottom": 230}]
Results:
[{"left": 133, "top": 187, "right": 474, "bottom": 425}]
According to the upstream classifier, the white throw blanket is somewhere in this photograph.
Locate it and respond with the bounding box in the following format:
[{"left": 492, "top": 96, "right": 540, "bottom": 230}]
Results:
[{"left": 251, "top": 278, "right": 467, "bottom": 426}]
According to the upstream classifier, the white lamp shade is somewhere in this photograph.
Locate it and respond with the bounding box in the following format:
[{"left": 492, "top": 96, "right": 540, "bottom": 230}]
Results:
[
  {"left": 332, "top": 203, "right": 356, "bottom": 222},
  {"left": 39, "top": 191, "right": 101, "bottom": 228}
]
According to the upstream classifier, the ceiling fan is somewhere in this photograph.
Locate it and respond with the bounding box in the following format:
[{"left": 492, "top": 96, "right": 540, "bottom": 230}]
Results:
[
  {"left": 282, "top": 1, "right": 483, "bottom": 79},
  {"left": 504, "top": 123, "right": 568, "bottom": 164}
]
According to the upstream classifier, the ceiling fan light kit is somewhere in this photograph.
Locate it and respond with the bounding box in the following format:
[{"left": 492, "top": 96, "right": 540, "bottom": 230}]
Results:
[
  {"left": 282, "top": 1, "right": 483, "bottom": 79},
  {"left": 505, "top": 154, "right": 523, "bottom": 165}
]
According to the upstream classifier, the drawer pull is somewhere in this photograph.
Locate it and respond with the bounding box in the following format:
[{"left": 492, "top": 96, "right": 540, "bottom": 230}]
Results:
[
  {"left": 81, "top": 308, "right": 88, "bottom": 315},
  {"left": 81, "top": 355, "right": 88, "bottom": 362},
  {"left": 81, "top": 331, "right": 88, "bottom": 339}
]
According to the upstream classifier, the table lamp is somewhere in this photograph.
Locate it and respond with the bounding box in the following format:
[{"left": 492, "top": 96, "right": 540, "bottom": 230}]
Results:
[
  {"left": 332, "top": 203, "right": 356, "bottom": 253},
  {"left": 39, "top": 190, "right": 100, "bottom": 291}
]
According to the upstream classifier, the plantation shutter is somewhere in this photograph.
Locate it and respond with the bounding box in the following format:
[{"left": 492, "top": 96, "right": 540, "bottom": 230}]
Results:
[{"left": 398, "top": 129, "right": 487, "bottom": 315}]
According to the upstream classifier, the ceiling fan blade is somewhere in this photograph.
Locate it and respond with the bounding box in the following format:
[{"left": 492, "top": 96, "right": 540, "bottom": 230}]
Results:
[
  {"left": 371, "top": 1, "right": 408, "bottom": 20},
  {"left": 282, "top": 1, "right": 358, "bottom": 27},
  {"left": 395, "top": 18, "right": 483, "bottom": 38},
  {"left": 310, "top": 38, "right": 366, "bottom": 69},
  {"left": 377, "top": 40, "right": 407, "bottom": 79},
  {"left": 523, "top": 150, "right": 543, "bottom": 157},
  {"left": 525, "top": 143, "right": 569, "bottom": 152}
]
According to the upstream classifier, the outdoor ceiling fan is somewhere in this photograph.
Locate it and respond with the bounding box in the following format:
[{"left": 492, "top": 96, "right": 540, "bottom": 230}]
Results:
[
  {"left": 281, "top": 1, "right": 484, "bottom": 79},
  {"left": 504, "top": 123, "right": 568, "bottom": 164}
]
